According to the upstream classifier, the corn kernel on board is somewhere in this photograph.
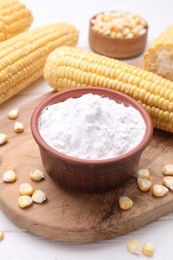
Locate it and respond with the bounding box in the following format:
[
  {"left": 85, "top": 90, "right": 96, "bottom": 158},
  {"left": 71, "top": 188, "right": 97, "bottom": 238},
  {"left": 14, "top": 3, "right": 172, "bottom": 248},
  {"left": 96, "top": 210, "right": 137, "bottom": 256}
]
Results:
[{"left": 0, "top": 63, "right": 173, "bottom": 243}]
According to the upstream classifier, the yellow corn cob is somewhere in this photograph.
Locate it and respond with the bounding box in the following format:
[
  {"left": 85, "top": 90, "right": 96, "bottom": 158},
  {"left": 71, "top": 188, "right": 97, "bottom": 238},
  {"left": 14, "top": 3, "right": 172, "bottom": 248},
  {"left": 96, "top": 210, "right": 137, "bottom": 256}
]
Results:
[
  {"left": 0, "top": 24, "right": 78, "bottom": 104},
  {"left": 144, "top": 25, "right": 173, "bottom": 81},
  {"left": 44, "top": 46, "right": 173, "bottom": 133},
  {"left": 0, "top": 0, "right": 33, "bottom": 42}
]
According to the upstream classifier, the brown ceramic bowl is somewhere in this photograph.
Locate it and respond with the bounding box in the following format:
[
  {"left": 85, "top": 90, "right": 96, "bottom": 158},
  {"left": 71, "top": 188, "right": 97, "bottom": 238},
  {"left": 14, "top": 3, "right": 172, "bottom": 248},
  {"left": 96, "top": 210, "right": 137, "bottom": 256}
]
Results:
[
  {"left": 31, "top": 87, "right": 153, "bottom": 193},
  {"left": 89, "top": 12, "right": 148, "bottom": 59}
]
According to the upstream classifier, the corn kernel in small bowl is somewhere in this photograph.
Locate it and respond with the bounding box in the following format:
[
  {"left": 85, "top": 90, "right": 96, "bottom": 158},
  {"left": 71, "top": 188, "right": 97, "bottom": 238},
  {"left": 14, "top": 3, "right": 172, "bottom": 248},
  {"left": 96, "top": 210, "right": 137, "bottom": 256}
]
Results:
[{"left": 89, "top": 11, "right": 148, "bottom": 59}]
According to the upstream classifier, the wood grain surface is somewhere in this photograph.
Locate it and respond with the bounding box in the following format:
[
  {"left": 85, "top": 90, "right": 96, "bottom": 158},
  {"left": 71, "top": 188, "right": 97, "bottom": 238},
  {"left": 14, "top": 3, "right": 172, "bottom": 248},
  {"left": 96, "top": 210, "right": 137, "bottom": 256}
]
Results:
[{"left": 0, "top": 59, "right": 173, "bottom": 243}]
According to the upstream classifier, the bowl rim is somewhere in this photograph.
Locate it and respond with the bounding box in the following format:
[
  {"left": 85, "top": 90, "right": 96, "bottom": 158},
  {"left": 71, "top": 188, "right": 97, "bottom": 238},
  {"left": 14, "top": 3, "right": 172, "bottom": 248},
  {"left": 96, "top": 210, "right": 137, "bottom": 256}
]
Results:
[{"left": 30, "top": 87, "right": 153, "bottom": 166}]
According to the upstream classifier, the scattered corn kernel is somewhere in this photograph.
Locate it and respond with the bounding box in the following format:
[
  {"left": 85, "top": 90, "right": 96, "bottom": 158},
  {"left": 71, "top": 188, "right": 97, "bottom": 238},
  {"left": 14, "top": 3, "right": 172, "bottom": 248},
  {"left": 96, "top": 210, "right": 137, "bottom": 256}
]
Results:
[
  {"left": 0, "top": 133, "right": 8, "bottom": 145},
  {"left": 127, "top": 239, "right": 141, "bottom": 255},
  {"left": 0, "top": 229, "right": 4, "bottom": 241},
  {"left": 3, "top": 170, "right": 16, "bottom": 183},
  {"left": 19, "top": 183, "right": 34, "bottom": 196},
  {"left": 8, "top": 109, "right": 19, "bottom": 119},
  {"left": 119, "top": 196, "right": 133, "bottom": 210},
  {"left": 14, "top": 121, "right": 24, "bottom": 133},
  {"left": 163, "top": 176, "right": 173, "bottom": 190},
  {"left": 32, "top": 190, "right": 47, "bottom": 204},
  {"left": 137, "top": 178, "right": 152, "bottom": 192},
  {"left": 162, "top": 164, "right": 173, "bottom": 176},
  {"left": 152, "top": 184, "right": 169, "bottom": 197},
  {"left": 29, "top": 169, "right": 44, "bottom": 181},
  {"left": 18, "top": 195, "right": 33, "bottom": 208},
  {"left": 142, "top": 242, "right": 155, "bottom": 256},
  {"left": 135, "top": 168, "right": 150, "bottom": 179},
  {"left": 91, "top": 11, "right": 147, "bottom": 39}
]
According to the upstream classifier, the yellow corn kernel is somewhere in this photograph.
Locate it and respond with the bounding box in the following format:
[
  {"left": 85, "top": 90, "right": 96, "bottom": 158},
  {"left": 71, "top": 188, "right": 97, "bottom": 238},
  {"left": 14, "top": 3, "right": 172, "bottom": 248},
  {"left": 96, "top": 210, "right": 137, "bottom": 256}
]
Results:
[
  {"left": 0, "top": 133, "right": 8, "bottom": 145},
  {"left": 119, "top": 196, "right": 133, "bottom": 210},
  {"left": 142, "top": 242, "right": 155, "bottom": 256},
  {"left": 162, "top": 164, "right": 173, "bottom": 175},
  {"left": 43, "top": 46, "right": 173, "bottom": 133},
  {"left": 18, "top": 195, "right": 33, "bottom": 208},
  {"left": 32, "top": 190, "right": 47, "bottom": 204},
  {"left": 0, "top": 0, "right": 33, "bottom": 42},
  {"left": 137, "top": 178, "right": 152, "bottom": 192},
  {"left": 127, "top": 239, "right": 141, "bottom": 255},
  {"left": 14, "top": 121, "right": 24, "bottom": 133},
  {"left": 0, "top": 24, "right": 79, "bottom": 105},
  {"left": 3, "top": 170, "right": 16, "bottom": 183},
  {"left": 163, "top": 176, "right": 173, "bottom": 190},
  {"left": 152, "top": 184, "right": 169, "bottom": 197},
  {"left": 0, "top": 229, "right": 4, "bottom": 241},
  {"left": 8, "top": 109, "right": 19, "bottom": 119},
  {"left": 19, "top": 183, "right": 34, "bottom": 196},
  {"left": 135, "top": 168, "right": 150, "bottom": 179},
  {"left": 29, "top": 169, "right": 44, "bottom": 181}
]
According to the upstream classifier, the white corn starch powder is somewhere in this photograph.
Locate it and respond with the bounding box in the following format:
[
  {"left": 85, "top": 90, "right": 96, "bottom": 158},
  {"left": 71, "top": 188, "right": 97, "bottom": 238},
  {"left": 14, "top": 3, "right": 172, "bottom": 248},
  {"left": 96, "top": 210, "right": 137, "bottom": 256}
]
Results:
[{"left": 39, "top": 93, "right": 146, "bottom": 160}]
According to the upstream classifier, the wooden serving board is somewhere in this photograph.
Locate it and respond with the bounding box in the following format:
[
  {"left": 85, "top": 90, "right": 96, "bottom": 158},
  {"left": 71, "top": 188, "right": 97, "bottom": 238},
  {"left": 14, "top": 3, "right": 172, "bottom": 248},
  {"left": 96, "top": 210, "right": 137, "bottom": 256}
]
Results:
[{"left": 0, "top": 92, "right": 173, "bottom": 243}]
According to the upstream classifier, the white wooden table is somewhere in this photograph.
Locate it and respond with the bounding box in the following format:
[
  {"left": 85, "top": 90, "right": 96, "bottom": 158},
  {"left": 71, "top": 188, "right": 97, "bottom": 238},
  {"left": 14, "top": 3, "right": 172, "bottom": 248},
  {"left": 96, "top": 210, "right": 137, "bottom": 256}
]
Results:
[{"left": 1, "top": 0, "right": 173, "bottom": 259}]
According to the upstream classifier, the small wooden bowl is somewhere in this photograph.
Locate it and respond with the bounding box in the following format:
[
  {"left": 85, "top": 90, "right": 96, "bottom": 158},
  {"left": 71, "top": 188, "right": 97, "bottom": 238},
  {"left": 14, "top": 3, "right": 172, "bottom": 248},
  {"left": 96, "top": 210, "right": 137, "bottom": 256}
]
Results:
[
  {"left": 89, "top": 13, "right": 148, "bottom": 59},
  {"left": 31, "top": 87, "right": 153, "bottom": 193}
]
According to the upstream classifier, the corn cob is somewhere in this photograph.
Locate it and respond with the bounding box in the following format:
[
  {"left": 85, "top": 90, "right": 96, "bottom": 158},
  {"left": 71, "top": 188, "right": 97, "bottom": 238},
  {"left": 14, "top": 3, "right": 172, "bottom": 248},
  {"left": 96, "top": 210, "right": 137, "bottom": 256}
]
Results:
[
  {"left": 0, "top": 0, "right": 33, "bottom": 42},
  {"left": 44, "top": 46, "right": 173, "bottom": 133},
  {"left": 144, "top": 25, "right": 173, "bottom": 81},
  {"left": 0, "top": 24, "right": 78, "bottom": 104}
]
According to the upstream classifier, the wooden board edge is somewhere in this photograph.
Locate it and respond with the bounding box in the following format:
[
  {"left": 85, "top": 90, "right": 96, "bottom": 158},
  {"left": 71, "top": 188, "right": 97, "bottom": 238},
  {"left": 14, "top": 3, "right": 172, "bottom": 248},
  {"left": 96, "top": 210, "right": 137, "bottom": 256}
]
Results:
[{"left": 1, "top": 192, "right": 173, "bottom": 243}]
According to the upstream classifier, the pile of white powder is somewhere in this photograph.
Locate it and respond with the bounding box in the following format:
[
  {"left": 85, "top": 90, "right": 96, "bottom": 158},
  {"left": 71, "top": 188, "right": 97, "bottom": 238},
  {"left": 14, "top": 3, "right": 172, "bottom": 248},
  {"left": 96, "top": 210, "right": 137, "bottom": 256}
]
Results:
[{"left": 39, "top": 93, "right": 146, "bottom": 160}]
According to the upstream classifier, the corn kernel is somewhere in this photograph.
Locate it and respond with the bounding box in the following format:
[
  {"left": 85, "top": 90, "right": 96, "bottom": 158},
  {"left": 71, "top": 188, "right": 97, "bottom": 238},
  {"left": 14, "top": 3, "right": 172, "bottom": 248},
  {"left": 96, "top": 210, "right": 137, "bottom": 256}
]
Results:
[
  {"left": 0, "top": 229, "right": 4, "bottom": 241},
  {"left": 142, "top": 242, "right": 155, "bottom": 256},
  {"left": 135, "top": 168, "right": 150, "bottom": 179},
  {"left": 138, "top": 28, "right": 147, "bottom": 35},
  {"left": 152, "top": 184, "right": 169, "bottom": 197},
  {"left": 8, "top": 109, "right": 19, "bottom": 119},
  {"left": 163, "top": 176, "right": 173, "bottom": 190},
  {"left": 116, "top": 32, "right": 123, "bottom": 38},
  {"left": 32, "top": 190, "right": 47, "bottom": 204},
  {"left": 127, "top": 239, "right": 141, "bottom": 255},
  {"left": 125, "top": 32, "right": 134, "bottom": 39},
  {"left": 119, "top": 196, "right": 133, "bottom": 210},
  {"left": 19, "top": 183, "right": 34, "bottom": 196},
  {"left": 0, "top": 133, "right": 8, "bottom": 145},
  {"left": 29, "top": 169, "right": 44, "bottom": 181},
  {"left": 137, "top": 178, "right": 152, "bottom": 192},
  {"left": 3, "top": 170, "right": 16, "bottom": 183},
  {"left": 162, "top": 164, "right": 173, "bottom": 176},
  {"left": 18, "top": 195, "right": 33, "bottom": 208},
  {"left": 14, "top": 121, "right": 24, "bottom": 133},
  {"left": 110, "top": 31, "right": 116, "bottom": 38}
]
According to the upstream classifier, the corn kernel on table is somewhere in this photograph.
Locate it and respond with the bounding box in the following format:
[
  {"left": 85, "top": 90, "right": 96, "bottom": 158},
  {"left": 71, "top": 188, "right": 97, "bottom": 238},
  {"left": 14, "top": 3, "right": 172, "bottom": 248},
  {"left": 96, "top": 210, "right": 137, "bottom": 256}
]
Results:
[{"left": 1, "top": 0, "right": 173, "bottom": 259}]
